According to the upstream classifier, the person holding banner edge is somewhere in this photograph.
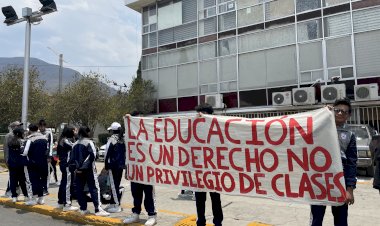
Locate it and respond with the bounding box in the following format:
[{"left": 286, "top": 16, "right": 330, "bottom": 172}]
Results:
[
  {"left": 123, "top": 111, "right": 157, "bottom": 226},
  {"left": 310, "top": 98, "right": 357, "bottom": 226},
  {"left": 194, "top": 103, "right": 224, "bottom": 226}
]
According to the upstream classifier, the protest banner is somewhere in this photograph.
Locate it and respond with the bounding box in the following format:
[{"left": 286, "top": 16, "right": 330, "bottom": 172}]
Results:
[{"left": 123, "top": 107, "right": 346, "bottom": 205}]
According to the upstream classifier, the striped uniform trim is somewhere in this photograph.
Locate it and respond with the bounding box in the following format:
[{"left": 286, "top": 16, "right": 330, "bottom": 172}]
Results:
[
  {"left": 65, "top": 167, "right": 71, "bottom": 204},
  {"left": 47, "top": 162, "right": 53, "bottom": 189},
  {"left": 23, "top": 166, "right": 33, "bottom": 198},
  {"left": 92, "top": 162, "right": 101, "bottom": 209},
  {"left": 108, "top": 170, "right": 119, "bottom": 206}
]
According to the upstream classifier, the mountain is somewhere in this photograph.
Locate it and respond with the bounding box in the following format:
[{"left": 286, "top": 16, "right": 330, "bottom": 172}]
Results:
[{"left": 0, "top": 57, "right": 116, "bottom": 94}]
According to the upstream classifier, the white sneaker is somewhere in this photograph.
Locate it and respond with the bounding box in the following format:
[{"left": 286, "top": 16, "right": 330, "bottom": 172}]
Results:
[
  {"left": 25, "top": 198, "right": 37, "bottom": 206},
  {"left": 123, "top": 213, "right": 140, "bottom": 224},
  {"left": 55, "top": 181, "right": 61, "bottom": 186},
  {"left": 56, "top": 204, "right": 64, "bottom": 209},
  {"left": 37, "top": 197, "right": 44, "bottom": 205},
  {"left": 107, "top": 205, "right": 122, "bottom": 213},
  {"left": 104, "top": 204, "right": 115, "bottom": 211},
  {"left": 95, "top": 208, "right": 110, "bottom": 216},
  {"left": 2, "top": 191, "right": 12, "bottom": 198},
  {"left": 145, "top": 216, "right": 157, "bottom": 226},
  {"left": 79, "top": 209, "right": 90, "bottom": 215},
  {"left": 63, "top": 205, "right": 79, "bottom": 211},
  {"left": 12, "top": 197, "right": 18, "bottom": 203}
]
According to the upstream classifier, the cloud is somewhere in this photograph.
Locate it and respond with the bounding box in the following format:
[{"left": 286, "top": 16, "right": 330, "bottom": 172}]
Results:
[{"left": 0, "top": 0, "right": 142, "bottom": 87}]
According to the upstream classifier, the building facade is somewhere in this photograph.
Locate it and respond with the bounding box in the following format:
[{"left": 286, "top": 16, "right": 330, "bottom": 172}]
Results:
[{"left": 125, "top": 0, "right": 380, "bottom": 126}]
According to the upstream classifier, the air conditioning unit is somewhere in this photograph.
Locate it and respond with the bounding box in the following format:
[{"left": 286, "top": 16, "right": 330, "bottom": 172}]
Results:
[
  {"left": 205, "top": 94, "right": 224, "bottom": 109},
  {"left": 272, "top": 91, "right": 292, "bottom": 106},
  {"left": 321, "top": 84, "right": 346, "bottom": 103},
  {"left": 354, "top": 83, "right": 379, "bottom": 101},
  {"left": 292, "top": 87, "right": 316, "bottom": 105}
]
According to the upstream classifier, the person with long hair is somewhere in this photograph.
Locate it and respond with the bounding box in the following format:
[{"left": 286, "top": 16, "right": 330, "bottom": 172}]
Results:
[
  {"left": 68, "top": 126, "right": 109, "bottom": 216},
  {"left": 57, "top": 126, "right": 78, "bottom": 211},
  {"left": 7, "top": 128, "right": 29, "bottom": 203},
  {"left": 104, "top": 122, "right": 126, "bottom": 213}
]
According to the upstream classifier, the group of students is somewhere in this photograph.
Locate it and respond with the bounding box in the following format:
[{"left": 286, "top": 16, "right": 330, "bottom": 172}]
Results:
[
  {"left": 5, "top": 120, "right": 53, "bottom": 205},
  {"left": 4, "top": 100, "right": 380, "bottom": 226}
]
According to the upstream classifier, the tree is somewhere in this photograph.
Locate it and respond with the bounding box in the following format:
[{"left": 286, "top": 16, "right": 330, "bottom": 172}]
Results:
[
  {"left": 0, "top": 66, "right": 48, "bottom": 132},
  {"left": 125, "top": 75, "right": 156, "bottom": 114},
  {"left": 51, "top": 72, "right": 110, "bottom": 131}
]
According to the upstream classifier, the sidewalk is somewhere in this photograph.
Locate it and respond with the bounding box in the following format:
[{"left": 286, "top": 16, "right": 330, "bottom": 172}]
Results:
[{"left": 0, "top": 167, "right": 379, "bottom": 226}]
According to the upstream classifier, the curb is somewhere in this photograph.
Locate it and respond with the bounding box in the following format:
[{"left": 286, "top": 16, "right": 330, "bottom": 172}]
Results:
[
  {"left": 0, "top": 197, "right": 126, "bottom": 226},
  {"left": 0, "top": 197, "right": 272, "bottom": 226}
]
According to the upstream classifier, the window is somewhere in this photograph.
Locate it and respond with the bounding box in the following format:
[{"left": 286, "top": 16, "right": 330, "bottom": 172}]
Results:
[
  {"left": 218, "top": 11, "right": 236, "bottom": 31},
  {"left": 142, "top": 54, "right": 158, "bottom": 70},
  {"left": 237, "top": 4, "right": 263, "bottom": 27},
  {"left": 353, "top": 7, "right": 380, "bottom": 33},
  {"left": 326, "top": 36, "right": 353, "bottom": 68},
  {"left": 296, "top": 0, "right": 321, "bottom": 13},
  {"left": 158, "top": 66, "right": 177, "bottom": 98},
  {"left": 265, "top": 0, "right": 294, "bottom": 21},
  {"left": 239, "top": 51, "right": 266, "bottom": 89},
  {"left": 158, "top": 1, "right": 183, "bottom": 30},
  {"left": 323, "top": 0, "right": 349, "bottom": 7},
  {"left": 355, "top": 30, "right": 380, "bottom": 77},
  {"left": 237, "top": 0, "right": 262, "bottom": 10},
  {"left": 199, "top": 17, "right": 217, "bottom": 36},
  {"left": 199, "top": 60, "right": 218, "bottom": 84},
  {"left": 266, "top": 45, "right": 297, "bottom": 87},
  {"left": 177, "top": 63, "right": 198, "bottom": 96},
  {"left": 142, "top": 69, "right": 158, "bottom": 91},
  {"left": 218, "top": 37, "right": 236, "bottom": 56},
  {"left": 297, "top": 18, "right": 322, "bottom": 42},
  {"left": 199, "top": 41, "right": 217, "bottom": 60},
  {"left": 239, "top": 25, "right": 295, "bottom": 52},
  {"left": 299, "top": 41, "right": 323, "bottom": 71},
  {"left": 219, "top": 55, "right": 237, "bottom": 82},
  {"left": 324, "top": 13, "right": 351, "bottom": 37}
]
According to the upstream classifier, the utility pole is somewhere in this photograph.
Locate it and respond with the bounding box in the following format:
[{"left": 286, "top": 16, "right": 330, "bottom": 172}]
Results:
[
  {"left": 58, "top": 53, "right": 63, "bottom": 93},
  {"left": 47, "top": 46, "right": 66, "bottom": 93}
]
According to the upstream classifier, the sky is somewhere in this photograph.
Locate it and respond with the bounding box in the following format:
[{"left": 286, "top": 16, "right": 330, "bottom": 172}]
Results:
[{"left": 0, "top": 0, "right": 142, "bottom": 88}]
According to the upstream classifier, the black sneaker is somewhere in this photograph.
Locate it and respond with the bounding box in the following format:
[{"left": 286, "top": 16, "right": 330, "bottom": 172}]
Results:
[{"left": 43, "top": 190, "right": 49, "bottom": 196}]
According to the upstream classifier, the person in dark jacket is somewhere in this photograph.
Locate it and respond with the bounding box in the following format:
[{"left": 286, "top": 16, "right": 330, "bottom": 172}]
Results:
[
  {"left": 22, "top": 124, "right": 49, "bottom": 206},
  {"left": 68, "top": 126, "right": 109, "bottom": 216},
  {"left": 3, "top": 121, "right": 23, "bottom": 198},
  {"left": 123, "top": 111, "right": 157, "bottom": 226},
  {"left": 104, "top": 122, "right": 126, "bottom": 213},
  {"left": 38, "top": 119, "right": 53, "bottom": 195},
  {"left": 57, "top": 126, "right": 78, "bottom": 211},
  {"left": 193, "top": 103, "right": 223, "bottom": 226},
  {"left": 7, "top": 128, "right": 29, "bottom": 203},
  {"left": 310, "top": 98, "right": 358, "bottom": 226}
]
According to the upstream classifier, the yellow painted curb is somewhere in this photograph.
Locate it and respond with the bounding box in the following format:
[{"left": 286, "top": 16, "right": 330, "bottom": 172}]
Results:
[
  {"left": 0, "top": 197, "right": 125, "bottom": 226},
  {"left": 247, "top": 222, "right": 272, "bottom": 226},
  {"left": 174, "top": 215, "right": 213, "bottom": 226}
]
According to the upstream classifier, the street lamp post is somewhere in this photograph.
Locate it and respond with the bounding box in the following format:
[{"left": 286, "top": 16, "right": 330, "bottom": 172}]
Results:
[{"left": 1, "top": 1, "right": 57, "bottom": 130}]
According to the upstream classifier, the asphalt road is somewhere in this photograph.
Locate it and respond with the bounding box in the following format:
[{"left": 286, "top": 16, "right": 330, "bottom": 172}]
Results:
[{"left": 0, "top": 205, "right": 83, "bottom": 226}]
